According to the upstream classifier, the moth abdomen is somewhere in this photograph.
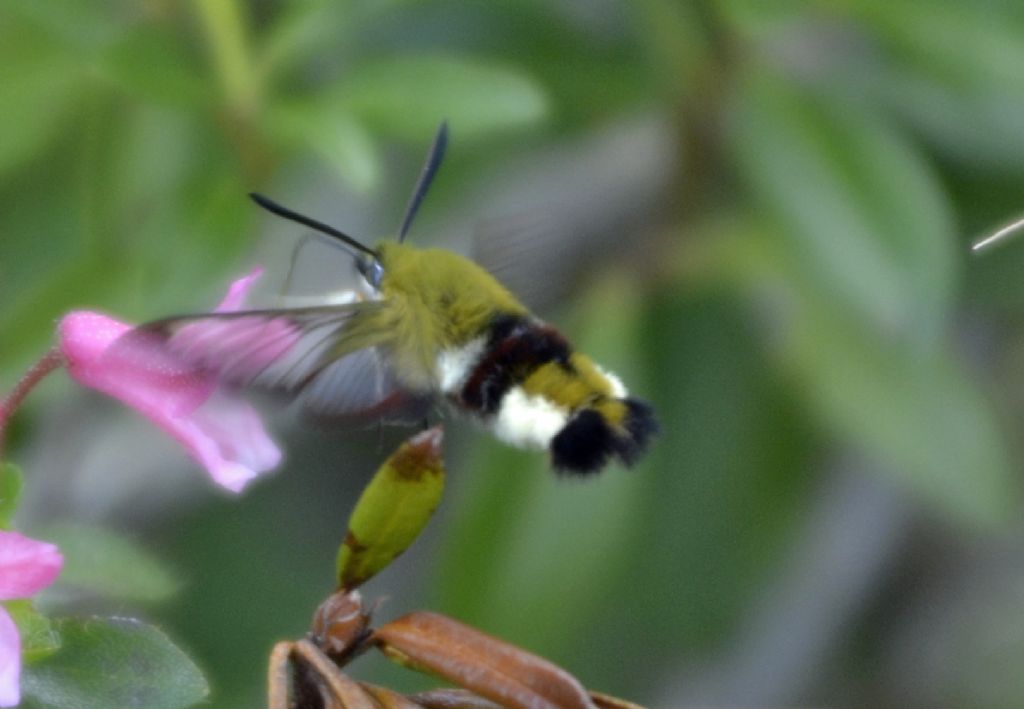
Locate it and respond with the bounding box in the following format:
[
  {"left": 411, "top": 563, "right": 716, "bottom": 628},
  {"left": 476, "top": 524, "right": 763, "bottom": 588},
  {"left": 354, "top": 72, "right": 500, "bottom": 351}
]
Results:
[
  {"left": 458, "top": 315, "right": 571, "bottom": 414},
  {"left": 438, "top": 313, "right": 657, "bottom": 474}
]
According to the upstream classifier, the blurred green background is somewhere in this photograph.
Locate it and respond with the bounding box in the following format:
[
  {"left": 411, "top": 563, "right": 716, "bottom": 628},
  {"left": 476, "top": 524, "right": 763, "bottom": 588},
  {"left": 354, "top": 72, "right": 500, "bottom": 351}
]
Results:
[{"left": 5, "top": 0, "right": 1024, "bottom": 706}]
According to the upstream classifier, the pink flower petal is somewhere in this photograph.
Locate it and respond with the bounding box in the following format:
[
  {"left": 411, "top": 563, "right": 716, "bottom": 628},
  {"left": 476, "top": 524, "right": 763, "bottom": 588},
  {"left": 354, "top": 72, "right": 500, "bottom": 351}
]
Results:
[
  {"left": 0, "top": 607, "right": 19, "bottom": 708},
  {"left": 58, "top": 269, "right": 282, "bottom": 493},
  {"left": 61, "top": 313, "right": 215, "bottom": 417},
  {"left": 164, "top": 391, "right": 282, "bottom": 493},
  {"left": 0, "top": 531, "right": 62, "bottom": 601},
  {"left": 0, "top": 533, "right": 62, "bottom": 706},
  {"left": 215, "top": 267, "right": 263, "bottom": 312}
]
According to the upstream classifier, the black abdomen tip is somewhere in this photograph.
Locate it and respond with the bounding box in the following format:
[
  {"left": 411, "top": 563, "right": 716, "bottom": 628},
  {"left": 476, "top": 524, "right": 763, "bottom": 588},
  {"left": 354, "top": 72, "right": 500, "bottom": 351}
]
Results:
[
  {"left": 550, "top": 397, "right": 658, "bottom": 476},
  {"left": 551, "top": 409, "right": 615, "bottom": 474},
  {"left": 617, "top": 398, "right": 658, "bottom": 465}
]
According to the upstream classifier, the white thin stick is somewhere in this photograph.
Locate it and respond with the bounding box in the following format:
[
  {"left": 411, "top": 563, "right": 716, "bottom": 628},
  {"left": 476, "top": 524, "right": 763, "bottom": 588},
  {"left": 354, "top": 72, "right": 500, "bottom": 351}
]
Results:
[{"left": 972, "top": 216, "right": 1024, "bottom": 251}]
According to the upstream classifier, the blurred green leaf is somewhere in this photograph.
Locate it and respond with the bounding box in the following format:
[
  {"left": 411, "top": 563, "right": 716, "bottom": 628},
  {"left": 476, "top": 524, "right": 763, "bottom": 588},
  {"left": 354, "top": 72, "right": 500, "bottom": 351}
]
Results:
[
  {"left": 97, "top": 27, "right": 209, "bottom": 107},
  {"left": 337, "top": 54, "right": 548, "bottom": 140},
  {"left": 0, "top": 27, "right": 82, "bottom": 176},
  {"left": 427, "top": 440, "right": 537, "bottom": 625},
  {"left": 191, "top": 0, "right": 259, "bottom": 116},
  {"left": 337, "top": 427, "right": 445, "bottom": 591},
  {"left": 865, "top": 69, "right": 1024, "bottom": 172},
  {"left": 268, "top": 101, "right": 381, "bottom": 191},
  {"left": 0, "top": 257, "right": 116, "bottom": 371},
  {"left": 6, "top": 601, "right": 61, "bottom": 662},
  {"left": 790, "top": 302, "right": 1015, "bottom": 528},
  {"left": 841, "top": 1, "right": 1024, "bottom": 170},
  {"left": 851, "top": 0, "right": 1024, "bottom": 91},
  {"left": 731, "top": 70, "right": 955, "bottom": 344},
  {"left": 609, "top": 274, "right": 817, "bottom": 683},
  {"left": 40, "top": 523, "right": 180, "bottom": 603},
  {"left": 633, "top": 0, "right": 712, "bottom": 95},
  {"left": 0, "top": 463, "right": 24, "bottom": 529},
  {"left": 3, "top": 0, "right": 125, "bottom": 51},
  {"left": 722, "top": 229, "right": 1016, "bottom": 528},
  {"left": 257, "top": 0, "right": 352, "bottom": 81},
  {"left": 20, "top": 617, "right": 208, "bottom": 709}
]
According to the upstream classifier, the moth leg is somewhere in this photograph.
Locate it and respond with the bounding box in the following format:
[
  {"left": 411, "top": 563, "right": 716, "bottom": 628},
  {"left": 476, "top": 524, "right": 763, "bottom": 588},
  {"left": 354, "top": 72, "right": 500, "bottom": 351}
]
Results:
[
  {"left": 281, "top": 232, "right": 322, "bottom": 299},
  {"left": 279, "top": 232, "right": 367, "bottom": 306}
]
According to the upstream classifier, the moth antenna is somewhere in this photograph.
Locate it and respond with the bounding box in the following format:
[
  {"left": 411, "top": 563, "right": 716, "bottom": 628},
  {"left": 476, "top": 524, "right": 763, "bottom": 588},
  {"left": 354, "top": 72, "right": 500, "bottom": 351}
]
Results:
[
  {"left": 249, "top": 193, "right": 379, "bottom": 259},
  {"left": 973, "top": 215, "right": 1024, "bottom": 252},
  {"left": 398, "top": 121, "right": 449, "bottom": 242}
]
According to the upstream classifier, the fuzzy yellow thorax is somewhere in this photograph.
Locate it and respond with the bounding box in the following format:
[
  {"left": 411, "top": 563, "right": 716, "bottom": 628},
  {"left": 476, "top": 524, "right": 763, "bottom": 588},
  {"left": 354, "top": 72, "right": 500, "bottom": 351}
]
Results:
[{"left": 374, "top": 242, "right": 528, "bottom": 388}]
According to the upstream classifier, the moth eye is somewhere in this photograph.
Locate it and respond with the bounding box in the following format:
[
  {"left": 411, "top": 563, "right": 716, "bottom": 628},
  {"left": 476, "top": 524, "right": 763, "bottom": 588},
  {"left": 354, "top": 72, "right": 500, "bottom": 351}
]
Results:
[{"left": 358, "top": 258, "right": 385, "bottom": 289}]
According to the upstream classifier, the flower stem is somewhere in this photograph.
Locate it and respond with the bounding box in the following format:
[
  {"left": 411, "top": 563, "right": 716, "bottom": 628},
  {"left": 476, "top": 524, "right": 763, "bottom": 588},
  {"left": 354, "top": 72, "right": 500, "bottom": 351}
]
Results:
[
  {"left": 193, "top": 0, "right": 259, "bottom": 115},
  {"left": 0, "top": 348, "right": 65, "bottom": 461},
  {"left": 192, "top": 0, "right": 269, "bottom": 180}
]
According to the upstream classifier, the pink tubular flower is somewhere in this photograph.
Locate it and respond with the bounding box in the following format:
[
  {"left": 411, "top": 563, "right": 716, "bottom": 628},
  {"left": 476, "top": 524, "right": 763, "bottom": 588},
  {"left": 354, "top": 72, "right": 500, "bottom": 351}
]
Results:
[
  {"left": 57, "top": 269, "right": 282, "bottom": 493},
  {"left": 0, "top": 531, "right": 62, "bottom": 707}
]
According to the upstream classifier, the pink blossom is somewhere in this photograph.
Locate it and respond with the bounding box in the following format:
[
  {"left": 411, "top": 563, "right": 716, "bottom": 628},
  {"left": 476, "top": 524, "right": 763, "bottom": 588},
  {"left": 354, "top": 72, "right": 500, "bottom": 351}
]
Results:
[
  {"left": 58, "top": 269, "right": 282, "bottom": 493},
  {"left": 0, "top": 531, "right": 62, "bottom": 707}
]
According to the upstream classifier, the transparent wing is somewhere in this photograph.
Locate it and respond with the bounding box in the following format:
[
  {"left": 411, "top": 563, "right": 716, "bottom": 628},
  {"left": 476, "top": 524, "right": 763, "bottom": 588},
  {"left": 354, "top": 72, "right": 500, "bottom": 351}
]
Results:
[
  {"left": 471, "top": 211, "right": 569, "bottom": 312},
  {"left": 296, "top": 347, "right": 434, "bottom": 424},
  {"left": 139, "top": 302, "right": 421, "bottom": 420}
]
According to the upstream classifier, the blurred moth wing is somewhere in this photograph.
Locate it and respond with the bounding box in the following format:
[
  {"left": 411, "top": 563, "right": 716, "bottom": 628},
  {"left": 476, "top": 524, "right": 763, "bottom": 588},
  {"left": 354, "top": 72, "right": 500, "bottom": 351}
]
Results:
[{"left": 141, "top": 302, "right": 427, "bottom": 423}]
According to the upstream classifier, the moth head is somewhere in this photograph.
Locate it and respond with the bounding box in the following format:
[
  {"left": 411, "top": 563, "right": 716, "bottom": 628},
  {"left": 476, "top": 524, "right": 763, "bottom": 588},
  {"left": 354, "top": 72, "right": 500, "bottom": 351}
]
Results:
[{"left": 355, "top": 253, "right": 385, "bottom": 290}]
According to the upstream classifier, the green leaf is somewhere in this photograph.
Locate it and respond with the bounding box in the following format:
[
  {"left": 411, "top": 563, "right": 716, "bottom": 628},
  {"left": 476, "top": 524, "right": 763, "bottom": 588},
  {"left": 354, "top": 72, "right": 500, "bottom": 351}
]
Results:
[
  {"left": 791, "top": 302, "right": 1013, "bottom": 528},
  {"left": 0, "top": 256, "right": 116, "bottom": 371},
  {"left": 862, "top": 65, "right": 1024, "bottom": 171},
  {"left": 836, "top": 1, "right": 1024, "bottom": 170},
  {"left": 721, "top": 228, "right": 1017, "bottom": 529},
  {"left": 267, "top": 101, "right": 381, "bottom": 191},
  {"left": 851, "top": 0, "right": 1024, "bottom": 91},
  {"left": 0, "top": 463, "right": 24, "bottom": 529},
  {"left": 20, "top": 617, "right": 208, "bottom": 709},
  {"left": 0, "top": 24, "right": 82, "bottom": 175},
  {"left": 6, "top": 601, "right": 60, "bottom": 662},
  {"left": 626, "top": 273, "right": 817, "bottom": 658},
  {"left": 258, "top": 0, "right": 352, "bottom": 81},
  {"left": 97, "top": 27, "right": 209, "bottom": 107},
  {"left": 337, "top": 427, "right": 445, "bottom": 590},
  {"left": 3, "top": 0, "right": 125, "bottom": 51},
  {"left": 39, "top": 523, "right": 180, "bottom": 603},
  {"left": 336, "top": 54, "right": 548, "bottom": 141},
  {"left": 731, "top": 70, "right": 955, "bottom": 344}
]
